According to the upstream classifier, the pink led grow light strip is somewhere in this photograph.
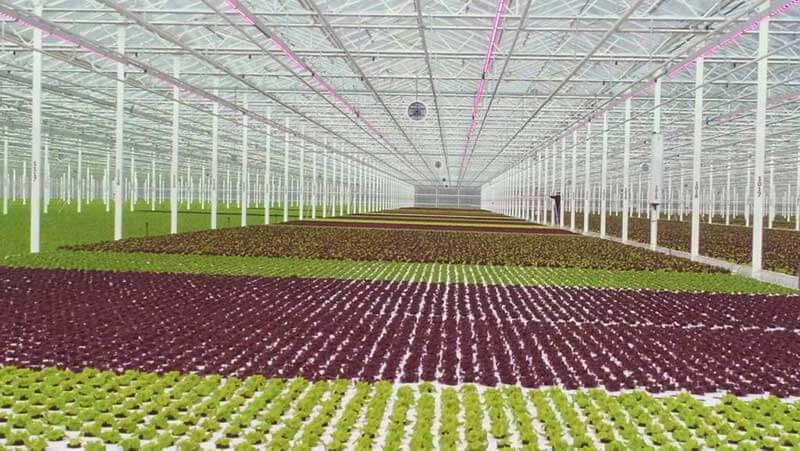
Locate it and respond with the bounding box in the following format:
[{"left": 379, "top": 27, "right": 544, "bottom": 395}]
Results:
[
  {"left": 575, "top": 0, "right": 800, "bottom": 132},
  {"left": 224, "top": 0, "right": 255, "bottom": 25},
  {"left": 668, "top": 0, "right": 800, "bottom": 79},
  {"left": 0, "top": 8, "right": 107, "bottom": 57},
  {"left": 223, "top": 0, "right": 393, "bottom": 148},
  {"left": 460, "top": 0, "right": 508, "bottom": 176},
  {"left": 0, "top": 2, "right": 370, "bottom": 167}
]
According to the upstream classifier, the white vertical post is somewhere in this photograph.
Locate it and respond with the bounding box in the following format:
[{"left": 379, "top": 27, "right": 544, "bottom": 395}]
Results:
[
  {"left": 583, "top": 122, "right": 591, "bottom": 233},
  {"left": 679, "top": 161, "right": 684, "bottom": 221},
  {"left": 298, "top": 130, "right": 305, "bottom": 220},
  {"left": 796, "top": 151, "right": 800, "bottom": 231},
  {"left": 241, "top": 102, "right": 249, "bottom": 227},
  {"left": 114, "top": 26, "right": 126, "bottom": 241},
  {"left": 170, "top": 58, "right": 180, "bottom": 234},
  {"left": 537, "top": 154, "right": 543, "bottom": 222},
  {"left": 751, "top": 7, "right": 769, "bottom": 274},
  {"left": 667, "top": 173, "right": 672, "bottom": 220},
  {"left": 570, "top": 130, "right": 577, "bottom": 230},
  {"left": 3, "top": 126, "right": 9, "bottom": 215},
  {"left": 322, "top": 141, "right": 328, "bottom": 218},
  {"left": 708, "top": 164, "right": 713, "bottom": 224},
  {"left": 150, "top": 153, "right": 156, "bottom": 211},
  {"left": 560, "top": 137, "right": 566, "bottom": 227},
  {"left": 210, "top": 96, "right": 219, "bottom": 229},
  {"left": 725, "top": 159, "right": 731, "bottom": 225},
  {"left": 225, "top": 167, "right": 230, "bottom": 209},
  {"left": 283, "top": 119, "right": 290, "bottom": 223},
  {"left": 346, "top": 159, "right": 352, "bottom": 215},
  {"left": 105, "top": 153, "right": 110, "bottom": 212},
  {"left": 768, "top": 158, "right": 775, "bottom": 229},
  {"left": 30, "top": 0, "right": 43, "bottom": 253},
  {"left": 264, "top": 109, "right": 271, "bottom": 225},
  {"left": 745, "top": 163, "right": 751, "bottom": 226},
  {"left": 543, "top": 147, "right": 549, "bottom": 223},
  {"left": 600, "top": 113, "right": 608, "bottom": 238},
  {"left": 312, "top": 146, "right": 317, "bottom": 219},
  {"left": 43, "top": 138, "right": 48, "bottom": 214},
  {"left": 340, "top": 149, "right": 346, "bottom": 216},
  {"left": 691, "top": 59, "right": 704, "bottom": 259},
  {"left": 76, "top": 139, "right": 82, "bottom": 214},
  {"left": 622, "top": 98, "right": 631, "bottom": 243},
  {"left": 525, "top": 158, "right": 531, "bottom": 221},
  {"left": 130, "top": 152, "right": 135, "bottom": 212},
  {"left": 650, "top": 78, "right": 662, "bottom": 250}
]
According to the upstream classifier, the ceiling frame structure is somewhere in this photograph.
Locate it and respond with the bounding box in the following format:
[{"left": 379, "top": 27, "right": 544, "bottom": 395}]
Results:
[{"left": 0, "top": 0, "right": 796, "bottom": 191}]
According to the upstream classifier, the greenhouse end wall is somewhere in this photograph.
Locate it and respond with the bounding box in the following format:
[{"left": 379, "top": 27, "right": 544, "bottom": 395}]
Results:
[{"left": 414, "top": 185, "right": 481, "bottom": 209}]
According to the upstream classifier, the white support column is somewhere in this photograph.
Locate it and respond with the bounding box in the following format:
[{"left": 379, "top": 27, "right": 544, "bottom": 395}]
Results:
[
  {"left": 225, "top": 167, "right": 230, "bottom": 209},
  {"left": 322, "top": 141, "right": 328, "bottom": 218},
  {"left": 667, "top": 173, "right": 672, "bottom": 220},
  {"left": 104, "top": 153, "right": 110, "bottom": 212},
  {"left": 708, "top": 165, "right": 713, "bottom": 224},
  {"left": 130, "top": 152, "right": 135, "bottom": 212},
  {"left": 298, "top": 130, "right": 305, "bottom": 220},
  {"left": 560, "top": 137, "right": 566, "bottom": 227},
  {"left": 622, "top": 98, "right": 631, "bottom": 243},
  {"left": 745, "top": 163, "right": 751, "bottom": 226},
  {"left": 150, "top": 153, "right": 156, "bottom": 211},
  {"left": 360, "top": 160, "right": 366, "bottom": 213},
  {"left": 583, "top": 122, "right": 591, "bottom": 233},
  {"left": 768, "top": 158, "right": 775, "bottom": 229},
  {"left": 170, "top": 58, "right": 180, "bottom": 234},
  {"left": 796, "top": 151, "right": 800, "bottom": 231},
  {"left": 679, "top": 161, "right": 684, "bottom": 221},
  {"left": 114, "top": 26, "right": 126, "bottom": 241},
  {"left": 338, "top": 149, "right": 344, "bottom": 217},
  {"left": 264, "top": 109, "right": 271, "bottom": 225},
  {"left": 751, "top": 7, "right": 769, "bottom": 274},
  {"left": 691, "top": 59, "right": 704, "bottom": 259},
  {"left": 360, "top": 161, "right": 365, "bottom": 213},
  {"left": 3, "top": 127, "right": 9, "bottom": 215},
  {"left": 241, "top": 101, "right": 249, "bottom": 227},
  {"left": 536, "top": 153, "right": 542, "bottom": 222},
  {"left": 543, "top": 146, "right": 549, "bottom": 223},
  {"left": 529, "top": 154, "right": 539, "bottom": 222},
  {"left": 570, "top": 130, "right": 577, "bottom": 230},
  {"left": 725, "top": 159, "right": 731, "bottom": 225},
  {"left": 600, "top": 113, "right": 608, "bottom": 238},
  {"left": 210, "top": 96, "right": 219, "bottom": 229},
  {"left": 76, "top": 139, "right": 82, "bottom": 214},
  {"left": 30, "top": 0, "right": 43, "bottom": 253},
  {"left": 43, "top": 138, "right": 48, "bottom": 214},
  {"left": 311, "top": 145, "right": 317, "bottom": 220},
  {"left": 283, "top": 119, "right": 290, "bottom": 223},
  {"left": 523, "top": 159, "right": 530, "bottom": 221},
  {"left": 650, "top": 78, "right": 663, "bottom": 250},
  {"left": 346, "top": 159, "right": 352, "bottom": 215}
]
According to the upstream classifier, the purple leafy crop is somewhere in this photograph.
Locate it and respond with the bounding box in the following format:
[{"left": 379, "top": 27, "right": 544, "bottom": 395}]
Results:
[{"left": 1, "top": 266, "right": 798, "bottom": 396}]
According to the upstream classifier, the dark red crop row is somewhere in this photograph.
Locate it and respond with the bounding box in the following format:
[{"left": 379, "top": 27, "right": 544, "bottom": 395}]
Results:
[
  {"left": 69, "top": 225, "right": 721, "bottom": 272},
  {"left": 350, "top": 213, "right": 527, "bottom": 224},
  {"left": 574, "top": 213, "right": 800, "bottom": 274},
  {"left": 287, "top": 220, "right": 573, "bottom": 235},
  {"left": 1, "top": 267, "right": 798, "bottom": 396}
]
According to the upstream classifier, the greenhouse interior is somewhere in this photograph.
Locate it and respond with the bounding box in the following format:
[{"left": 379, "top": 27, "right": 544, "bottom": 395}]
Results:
[{"left": 1, "top": 0, "right": 800, "bottom": 449}]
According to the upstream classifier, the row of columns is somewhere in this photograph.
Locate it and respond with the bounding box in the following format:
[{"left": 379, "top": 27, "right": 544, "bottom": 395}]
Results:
[
  {"left": 17, "top": 24, "right": 410, "bottom": 253},
  {"left": 482, "top": 3, "right": 782, "bottom": 275}
]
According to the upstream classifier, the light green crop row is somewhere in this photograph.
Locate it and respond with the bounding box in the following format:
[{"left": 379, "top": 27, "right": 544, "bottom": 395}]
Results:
[
  {"left": 3, "top": 250, "right": 795, "bottom": 294},
  {"left": 1, "top": 366, "right": 799, "bottom": 451},
  {"left": 1, "top": 200, "right": 794, "bottom": 294}
]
